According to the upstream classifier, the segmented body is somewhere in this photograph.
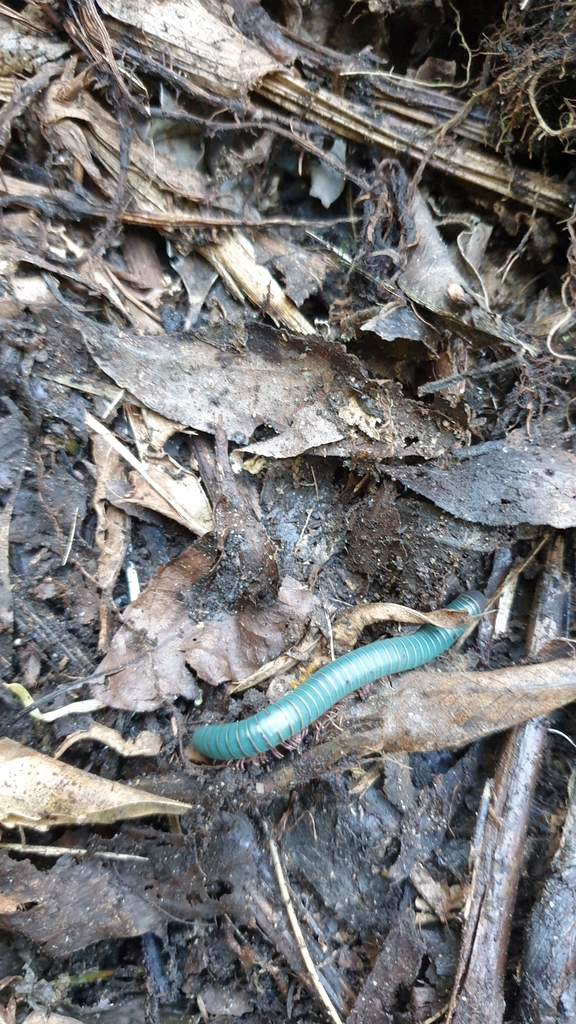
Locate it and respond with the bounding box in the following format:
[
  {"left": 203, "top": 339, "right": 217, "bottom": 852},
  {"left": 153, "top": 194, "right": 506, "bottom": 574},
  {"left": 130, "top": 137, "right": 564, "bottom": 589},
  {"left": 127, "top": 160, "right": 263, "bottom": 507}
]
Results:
[{"left": 192, "top": 591, "right": 485, "bottom": 761}]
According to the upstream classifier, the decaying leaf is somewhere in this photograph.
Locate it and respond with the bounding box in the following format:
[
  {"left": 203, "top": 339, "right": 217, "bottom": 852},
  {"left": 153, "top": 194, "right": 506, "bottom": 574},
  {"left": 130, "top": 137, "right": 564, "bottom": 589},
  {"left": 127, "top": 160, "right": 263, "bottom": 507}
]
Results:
[
  {"left": 170, "top": 250, "right": 218, "bottom": 330},
  {"left": 386, "top": 439, "right": 576, "bottom": 528},
  {"left": 41, "top": 79, "right": 213, "bottom": 207},
  {"left": 89, "top": 542, "right": 216, "bottom": 711},
  {"left": 91, "top": 554, "right": 317, "bottom": 708},
  {"left": 62, "top": 308, "right": 462, "bottom": 458},
  {"left": 324, "top": 658, "right": 576, "bottom": 765},
  {"left": 182, "top": 576, "right": 318, "bottom": 686},
  {"left": 332, "top": 602, "right": 476, "bottom": 652},
  {"left": 259, "top": 657, "right": 576, "bottom": 794},
  {"left": 86, "top": 412, "right": 213, "bottom": 536},
  {"left": 0, "top": 852, "right": 164, "bottom": 956},
  {"left": 0, "top": 738, "right": 190, "bottom": 830},
  {"left": 398, "top": 191, "right": 534, "bottom": 351}
]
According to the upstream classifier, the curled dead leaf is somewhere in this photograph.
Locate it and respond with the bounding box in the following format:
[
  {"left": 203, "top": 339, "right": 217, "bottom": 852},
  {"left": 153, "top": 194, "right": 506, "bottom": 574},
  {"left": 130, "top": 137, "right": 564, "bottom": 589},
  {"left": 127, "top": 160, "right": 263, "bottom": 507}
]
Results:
[
  {"left": 53, "top": 723, "right": 162, "bottom": 760},
  {"left": 332, "top": 602, "right": 475, "bottom": 651}
]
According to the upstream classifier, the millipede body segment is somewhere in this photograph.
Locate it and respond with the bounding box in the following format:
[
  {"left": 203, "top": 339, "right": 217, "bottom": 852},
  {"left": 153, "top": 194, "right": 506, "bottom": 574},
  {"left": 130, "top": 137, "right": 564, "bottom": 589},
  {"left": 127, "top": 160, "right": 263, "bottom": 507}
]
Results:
[{"left": 191, "top": 591, "right": 486, "bottom": 761}]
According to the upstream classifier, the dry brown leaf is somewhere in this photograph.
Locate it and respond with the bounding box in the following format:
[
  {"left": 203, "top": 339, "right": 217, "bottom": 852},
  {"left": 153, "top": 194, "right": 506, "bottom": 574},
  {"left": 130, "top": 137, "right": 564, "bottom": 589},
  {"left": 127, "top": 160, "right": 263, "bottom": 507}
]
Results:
[
  {"left": 90, "top": 542, "right": 216, "bottom": 710},
  {"left": 183, "top": 576, "right": 318, "bottom": 686},
  {"left": 126, "top": 405, "right": 186, "bottom": 452},
  {"left": 86, "top": 412, "right": 213, "bottom": 536},
  {"left": 123, "top": 461, "right": 213, "bottom": 533},
  {"left": 91, "top": 559, "right": 316, "bottom": 710},
  {"left": 0, "top": 738, "right": 190, "bottom": 830},
  {"left": 53, "top": 723, "right": 162, "bottom": 760},
  {"left": 71, "top": 310, "right": 462, "bottom": 458}
]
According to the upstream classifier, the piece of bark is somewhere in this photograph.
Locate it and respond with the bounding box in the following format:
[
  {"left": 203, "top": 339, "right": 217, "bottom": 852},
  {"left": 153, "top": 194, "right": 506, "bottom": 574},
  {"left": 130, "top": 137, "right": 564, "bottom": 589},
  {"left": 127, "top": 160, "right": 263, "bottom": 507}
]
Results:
[
  {"left": 346, "top": 907, "right": 425, "bottom": 1024},
  {"left": 447, "top": 719, "right": 548, "bottom": 1024},
  {"left": 519, "top": 769, "right": 576, "bottom": 1024},
  {"left": 446, "top": 536, "right": 570, "bottom": 1024}
]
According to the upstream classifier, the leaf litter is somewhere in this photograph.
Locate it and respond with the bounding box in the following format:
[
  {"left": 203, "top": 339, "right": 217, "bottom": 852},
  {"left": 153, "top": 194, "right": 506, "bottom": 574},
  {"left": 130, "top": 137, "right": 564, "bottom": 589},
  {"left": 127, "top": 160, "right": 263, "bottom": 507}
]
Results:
[{"left": 0, "top": 1, "right": 575, "bottom": 1022}]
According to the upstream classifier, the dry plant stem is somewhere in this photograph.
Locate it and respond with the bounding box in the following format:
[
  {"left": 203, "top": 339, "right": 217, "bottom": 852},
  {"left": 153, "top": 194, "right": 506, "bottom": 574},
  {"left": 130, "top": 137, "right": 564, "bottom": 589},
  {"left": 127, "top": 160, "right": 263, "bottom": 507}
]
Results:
[
  {"left": 257, "top": 73, "right": 573, "bottom": 218},
  {"left": 199, "top": 231, "right": 314, "bottom": 336},
  {"left": 269, "top": 839, "right": 344, "bottom": 1024},
  {"left": 0, "top": 843, "right": 148, "bottom": 862},
  {"left": 476, "top": 546, "right": 515, "bottom": 665},
  {"left": 0, "top": 174, "right": 357, "bottom": 228},
  {"left": 417, "top": 355, "right": 522, "bottom": 396},
  {"left": 446, "top": 536, "right": 568, "bottom": 1024},
  {"left": 229, "top": 635, "right": 321, "bottom": 694},
  {"left": 457, "top": 532, "right": 551, "bottom": 649}
]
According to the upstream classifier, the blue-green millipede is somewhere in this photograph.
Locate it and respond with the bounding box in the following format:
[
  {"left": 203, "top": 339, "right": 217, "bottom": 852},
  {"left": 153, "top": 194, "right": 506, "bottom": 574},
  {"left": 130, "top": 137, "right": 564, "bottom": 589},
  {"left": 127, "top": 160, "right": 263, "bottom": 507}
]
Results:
[{"left": 191, "top": 591, "right": 485, "bottom": 761}]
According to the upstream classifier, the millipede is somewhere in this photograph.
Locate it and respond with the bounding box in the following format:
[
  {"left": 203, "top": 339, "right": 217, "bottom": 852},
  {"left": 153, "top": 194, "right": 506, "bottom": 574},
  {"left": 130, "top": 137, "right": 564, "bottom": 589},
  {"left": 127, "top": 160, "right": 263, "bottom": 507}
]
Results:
[{"left": 191, "top": 590, "right": 486, "bottom": 762}]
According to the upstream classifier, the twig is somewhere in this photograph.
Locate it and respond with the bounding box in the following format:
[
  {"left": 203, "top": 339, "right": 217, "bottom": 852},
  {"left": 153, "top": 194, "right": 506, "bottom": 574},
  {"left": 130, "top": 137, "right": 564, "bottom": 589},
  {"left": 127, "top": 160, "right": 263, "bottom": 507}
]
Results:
[
  {"left": 325, "top": 608, "right": 335, "bottom": 663},
  {"left": 61, "top": 506, "right": 79, "bottom": 567},
  {"left": 417, "top": 355, "right": 522, "bottom": 395},
  {"left": 269, "top": 838, "right": 344, "bottom": 1024},
  {"left": 294, "top": 503, "right": 318, "bottom": 554},
  {"left": 446, "top": 535, "right": 568, "bottom": 1023},
  {"left": 0, "top": 843, "right": 148, "bottom": 862},
  {"left": 456, "top": 532, "right": 551, "bottom": 648}
]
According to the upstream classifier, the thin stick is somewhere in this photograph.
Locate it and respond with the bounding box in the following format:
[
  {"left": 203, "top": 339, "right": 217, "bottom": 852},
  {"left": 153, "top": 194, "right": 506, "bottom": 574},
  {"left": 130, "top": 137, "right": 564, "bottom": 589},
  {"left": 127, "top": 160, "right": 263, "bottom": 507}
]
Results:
[
  {"left": 456, "top": 532, "right": 551, "bottom": 649},
  {"left": 269, "top": 838, "right": 344, "bottom": 1024},
  {"left": 0, "top": 843, "right": 148, "bottom": 862},
  {"left": 61, "top": 506, "right": 79, "bottom": 567},
  {"left": 417, "top": 355, "right": 522, "bottom": 395}
]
